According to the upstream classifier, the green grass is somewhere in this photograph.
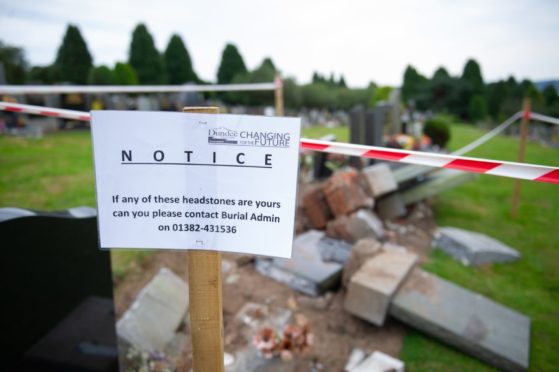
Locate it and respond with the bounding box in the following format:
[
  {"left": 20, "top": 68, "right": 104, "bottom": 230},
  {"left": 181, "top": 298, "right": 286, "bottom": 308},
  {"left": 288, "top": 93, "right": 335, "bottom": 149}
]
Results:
[
  {"left": 1, "top": 123, "right": 558, "bottom": 370},
  {"left": 0, "top": 130, "right": 148, "bottom": 278}
]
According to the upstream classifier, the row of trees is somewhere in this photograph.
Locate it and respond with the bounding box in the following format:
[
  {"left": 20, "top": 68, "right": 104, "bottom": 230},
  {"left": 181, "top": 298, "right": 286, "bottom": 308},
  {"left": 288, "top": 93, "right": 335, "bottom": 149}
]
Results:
[
  {"left": 402, "top": 60, "right": 559, "bottom": 121},
  {"left": 2, "top": 23, "right": 558, "bottom": 118}
]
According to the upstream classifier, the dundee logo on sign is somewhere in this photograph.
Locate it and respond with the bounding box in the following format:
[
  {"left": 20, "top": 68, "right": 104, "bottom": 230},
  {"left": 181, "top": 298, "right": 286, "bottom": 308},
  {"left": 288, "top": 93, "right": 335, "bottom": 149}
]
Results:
[{"left": 208, "top": 127, "right": 291, "bottom": 148}]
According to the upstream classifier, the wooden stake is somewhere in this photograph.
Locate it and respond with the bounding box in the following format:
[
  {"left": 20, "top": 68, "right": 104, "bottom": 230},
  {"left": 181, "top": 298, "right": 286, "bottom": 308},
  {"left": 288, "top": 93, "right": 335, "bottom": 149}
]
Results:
[
  {"left": 274, "top": 74, "right": 284, "bottom": 117},
  {"left": 511, "top": 97, "right": 531, "bottom": 218},
  {"left": 183, "top": 106, "right": 224, "bottom": 372}
]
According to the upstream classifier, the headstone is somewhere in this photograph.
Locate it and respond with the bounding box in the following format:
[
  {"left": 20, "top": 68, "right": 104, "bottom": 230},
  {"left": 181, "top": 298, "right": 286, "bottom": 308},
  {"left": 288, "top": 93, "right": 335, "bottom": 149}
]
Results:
[
  {"left": 390, "top": 269, "right": 530, "bottom": 371},
  {"left": 401, "top": 169, "right": 477, "bottom": 205},
  {"left": 342, "top": 238, "right": 383, "bottom": 288},
  {"left": 312, "top": 134, "right": 336, "bottom": 179},
  {"left": 0, "top": 209, "right": 118, "bottom": 371},
  {"left": 362, "top": 163, "right": 398, "bottom": 198},
  {"left": 376, "top": 193, "right": 407, "bottom": 220},
  {"left": 364, "top": 107, "right": 385, "bottom": 147},
  {"left": 433, "top": 227, "right": 520, "bottom": 265},
  {"left": 116, "top": 268, "right": 189, "bottom": 352},
  {"left": 349, "top": 106, "right": 365, "bottom": 145},
  {"left": 254, "top": 230, "right": 343, "bottom": 296},
  {"left": 345, "top": 250, "right": 417, "bottom": 326},
  {"left": 350, "top": 351, "right": 404, "bottom": 372}
]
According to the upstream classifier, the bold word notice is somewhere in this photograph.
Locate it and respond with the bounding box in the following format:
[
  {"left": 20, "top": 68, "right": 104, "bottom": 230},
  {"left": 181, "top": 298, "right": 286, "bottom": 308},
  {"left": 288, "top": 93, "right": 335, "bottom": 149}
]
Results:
[{"left": 91, "top": 111, "right": 301, "bottom": 258}]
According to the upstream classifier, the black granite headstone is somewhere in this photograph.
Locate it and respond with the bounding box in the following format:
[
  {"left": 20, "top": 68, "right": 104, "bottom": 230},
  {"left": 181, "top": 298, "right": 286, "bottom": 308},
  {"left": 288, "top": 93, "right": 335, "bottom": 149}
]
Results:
[{"left": 0, "top": 208, "right": 118, "bottom": 372}]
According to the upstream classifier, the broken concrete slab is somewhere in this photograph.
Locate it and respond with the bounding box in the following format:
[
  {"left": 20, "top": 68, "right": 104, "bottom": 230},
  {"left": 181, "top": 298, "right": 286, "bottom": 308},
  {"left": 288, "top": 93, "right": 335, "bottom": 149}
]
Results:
[
  {"left": 344, "top": 348, "right": 366, "bottom": 371},
  {"left": 390, "top": 269, "right": 530, "bottom": 371},
  {"left": 434, "top": 227, "right": 520, "bottom": 265},
  {"left": 326, "top": 209, "right": 386, "bottom": 242},
  {"left": 318, "top": 236, "right": 353, "bottom": 264},
  {"left": 376, "top": 193, "right": 407, "bottom": 220},
  {"left": 350, "top": 351, "right": 404, "bottom": 372},
  {"left": 116, "top": 268, "right": 188, "bottom": 352},
  {"left": 255, "top": 230, "right": 343, "bottom": 296},
  {"left": 345, "top": 250, "right": 418, "bottom": 326},
  {"left": 324, "top": 168, "right": 374, "bottom": 217},
  {"left": 303, "top": 183, "right": 332, "bottom": 229},
  {"left": 362, "top": 163, "right": 398, "bottom": 197},
  {"left": 342, "top": 238, "right": 383, "bottom": 288}
]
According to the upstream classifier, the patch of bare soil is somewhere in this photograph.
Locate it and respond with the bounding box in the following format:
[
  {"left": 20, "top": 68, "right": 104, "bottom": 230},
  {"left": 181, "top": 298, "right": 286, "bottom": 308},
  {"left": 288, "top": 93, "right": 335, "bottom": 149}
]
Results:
[{"left": 114, "top": 251, "right": 405, "bottom": 371}]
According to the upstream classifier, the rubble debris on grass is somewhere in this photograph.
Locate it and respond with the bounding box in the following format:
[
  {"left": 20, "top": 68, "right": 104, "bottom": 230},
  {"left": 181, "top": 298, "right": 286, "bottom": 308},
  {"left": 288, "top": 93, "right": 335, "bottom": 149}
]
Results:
[
  {"left": 362, "top": 163, "right": 398, "bottom": 198},
  {"left": 433, "top": 226, "right": 521, "bottom": 266}
]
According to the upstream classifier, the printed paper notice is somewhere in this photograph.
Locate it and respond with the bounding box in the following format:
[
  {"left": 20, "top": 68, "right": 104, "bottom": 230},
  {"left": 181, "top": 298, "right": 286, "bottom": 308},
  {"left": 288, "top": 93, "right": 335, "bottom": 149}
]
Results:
[{"left": 91, "top": 111, "right": 301, "bottom": 258}]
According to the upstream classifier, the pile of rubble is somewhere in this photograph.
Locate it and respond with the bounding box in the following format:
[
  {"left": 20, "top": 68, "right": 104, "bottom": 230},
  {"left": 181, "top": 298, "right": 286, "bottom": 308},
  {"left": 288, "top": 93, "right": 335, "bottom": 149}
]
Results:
[{"left": 114, "top": 163, "right": 530, "bottom": 371}]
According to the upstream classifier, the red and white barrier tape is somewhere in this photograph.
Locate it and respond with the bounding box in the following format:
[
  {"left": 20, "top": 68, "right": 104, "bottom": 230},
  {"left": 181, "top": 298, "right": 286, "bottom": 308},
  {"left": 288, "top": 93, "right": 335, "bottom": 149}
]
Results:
[
  {"left": 1, "top": 101, "right": 558, "bottom": 185},
  {"left": 0, "top": 101, "right": 90, "bottom": 121},
  {"left": 0, "top": 82, "right": 278, "bottom": 95}
]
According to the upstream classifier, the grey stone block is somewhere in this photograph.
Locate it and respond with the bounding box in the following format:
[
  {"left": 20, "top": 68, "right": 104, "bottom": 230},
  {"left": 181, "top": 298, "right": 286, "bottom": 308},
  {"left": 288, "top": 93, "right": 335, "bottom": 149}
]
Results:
[
  {"left": 345, "top": 250, "right": 417, "bottom": 326},
  {"left": 342, "top": 238, "right": 383, "bottom": 288},
  {"left": 350, "top": 209, "right": 386, "bottom": 240},
  {"left": 255, "top": 230, "right": 343, "bottom": 296},
  {"left": 401, "top": 169, "right": 477, "bottom": 205},
  {"left": 116, "top": 268, "right": 188, "bottom": 352},
  {"left": 362, "top": 163, "right": 398, "bottom": 197},
  {"left": 390, "top": 269, "right": 530, "bottom": 371},
  {"left": 318, "top": 236, "right": 353, "bottom": 264},
  {"left": 376, "top": 193, "right": 407, "bottom": 220},
  {"left": 434, "top": 227, "right": 520, "bottom": 265}
]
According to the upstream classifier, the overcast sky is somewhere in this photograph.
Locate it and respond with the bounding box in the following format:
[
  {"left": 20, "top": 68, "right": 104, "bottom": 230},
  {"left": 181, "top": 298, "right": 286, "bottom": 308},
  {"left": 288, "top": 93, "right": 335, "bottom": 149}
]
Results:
[{"left": 0, "top": 0, "right": 557, "bottom": 87}]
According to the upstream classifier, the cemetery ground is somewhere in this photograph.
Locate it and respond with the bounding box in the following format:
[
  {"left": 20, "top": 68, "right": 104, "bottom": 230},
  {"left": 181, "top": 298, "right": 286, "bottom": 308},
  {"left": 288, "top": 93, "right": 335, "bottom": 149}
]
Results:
[{"left": 1, "top": 123, "right": 558, "bottom": 370}]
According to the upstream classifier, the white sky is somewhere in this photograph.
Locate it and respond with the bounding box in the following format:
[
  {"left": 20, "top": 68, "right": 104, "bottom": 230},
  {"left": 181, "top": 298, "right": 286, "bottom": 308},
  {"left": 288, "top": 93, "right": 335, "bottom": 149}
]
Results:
[{"left": 0, "top": 0, "right": 557, "bottom": 87}]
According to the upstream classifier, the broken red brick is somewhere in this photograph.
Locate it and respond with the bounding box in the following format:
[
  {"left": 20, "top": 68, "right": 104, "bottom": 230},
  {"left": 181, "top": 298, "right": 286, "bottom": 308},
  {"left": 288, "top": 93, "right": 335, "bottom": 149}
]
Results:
[
  {"left": 303, "top": 184, "right": 332, "bottom": 229},
  {"left": 323, "top": 168, "right": 373, "bottom": 217}
]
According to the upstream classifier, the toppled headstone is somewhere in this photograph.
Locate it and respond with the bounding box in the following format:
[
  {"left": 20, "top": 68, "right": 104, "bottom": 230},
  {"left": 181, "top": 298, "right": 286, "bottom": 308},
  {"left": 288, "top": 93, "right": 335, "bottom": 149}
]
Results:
[
  {"left": 327, "top": 209, "right": 385, "bottom": 242},
  {"left": 116, "top": 268, "right": 188, "bottom": 352},
  {"left": 255, "top": 230, "right": 343, "bottom": 296},
  {"left": 342, "top": 238, "right": 383, "bottom": 288},
  {"left": 350, "top": 351, "right": 404, "bottom": 372},
  {"left": 376, "top": 193, "right": 407, "bottom": 220},
  {"left": 303, "top": 183, "right": 331, "bottom": 229},
  {"left": 345, "top": 250, "right": 417, "bottom": 326},
  {"left": 390, "top": 269, "right": 530, "bottom": 371},
  {"left": 434, "top": 227, "right": 520, "bottom": 265},
  {"left": 362, "top": 163, "right": 398, "bottom": 197},
  {"left": 401, "top": 169, "right": 477, "bottom": 205},
  {"left": 323, "top": 169, "right": 373, "bottom": 217}
]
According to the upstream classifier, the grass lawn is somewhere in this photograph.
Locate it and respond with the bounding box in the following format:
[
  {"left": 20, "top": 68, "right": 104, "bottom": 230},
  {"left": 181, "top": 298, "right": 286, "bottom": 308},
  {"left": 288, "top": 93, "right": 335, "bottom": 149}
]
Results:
[{"left": 1, "top": 122, "right": 557, "bottom": 370}]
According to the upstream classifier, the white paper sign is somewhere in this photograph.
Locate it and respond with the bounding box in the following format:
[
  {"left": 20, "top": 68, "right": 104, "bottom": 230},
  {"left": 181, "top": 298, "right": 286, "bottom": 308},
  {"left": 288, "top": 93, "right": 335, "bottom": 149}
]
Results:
[{"left": 91, "top": 111, "right": 301, "bottom": 258}]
